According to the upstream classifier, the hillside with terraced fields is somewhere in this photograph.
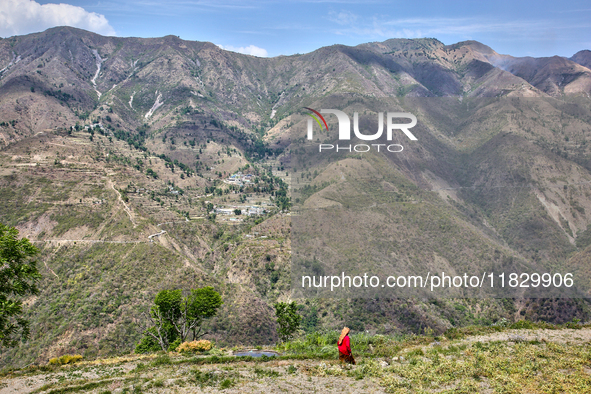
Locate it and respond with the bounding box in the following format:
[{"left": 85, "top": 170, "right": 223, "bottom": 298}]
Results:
[{"left": 2, "top": 27, "right": 591, "bottom": 368}]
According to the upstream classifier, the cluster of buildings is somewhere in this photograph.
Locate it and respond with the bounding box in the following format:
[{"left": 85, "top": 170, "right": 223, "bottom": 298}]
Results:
[
  {"left": 214, "top": 205, "right": 265, "bottom": 216},
  {"left": 83, "top": 122, "right": 103, "bottom": 131},
  {"left": 224, "top": 171, "right": 255, "bottom": 187}
]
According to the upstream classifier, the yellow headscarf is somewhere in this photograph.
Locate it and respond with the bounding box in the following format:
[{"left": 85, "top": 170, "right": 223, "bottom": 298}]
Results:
[{"left": 337, "top": 327, "right": 350, "bottom": 346}]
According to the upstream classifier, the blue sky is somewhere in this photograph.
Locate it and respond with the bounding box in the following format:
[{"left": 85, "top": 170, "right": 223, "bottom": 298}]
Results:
[{"left": 2, "top": 0, "right": 591, "bottom": 58}]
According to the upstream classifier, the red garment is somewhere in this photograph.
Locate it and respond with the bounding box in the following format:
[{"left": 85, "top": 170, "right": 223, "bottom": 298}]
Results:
[{"left": 338, "top": 335, "right": 351, "bottom": 355}]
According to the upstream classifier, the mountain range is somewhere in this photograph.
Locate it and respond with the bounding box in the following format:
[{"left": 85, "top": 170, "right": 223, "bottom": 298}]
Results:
[{"left": 1, "top": 26, "right": 591, "bottom": 367}]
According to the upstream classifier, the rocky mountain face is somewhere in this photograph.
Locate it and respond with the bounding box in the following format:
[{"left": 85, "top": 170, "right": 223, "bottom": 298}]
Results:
[
  {"left": 2, "top": 29, "right": 591, "bottom": 145},
  {"left": 1, "top": 27, "right": 591, "bottom": 366},
  {"left": 571, "top": 50, "right": 591, "bottom": 70}
]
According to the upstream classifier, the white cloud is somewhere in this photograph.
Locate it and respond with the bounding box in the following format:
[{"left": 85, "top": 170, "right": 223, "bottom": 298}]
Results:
[
  {"left": 218, "top": 45, "right": 269, "bottom": 57},
  {"left": 0, "top": 0, "right": 116, "bottom": 37},
  {"left": 328, "top": 10, "right": 358, "bottom": 26},
  {"left": 218, "top": 44, "right": 268, "bottom": 57}
]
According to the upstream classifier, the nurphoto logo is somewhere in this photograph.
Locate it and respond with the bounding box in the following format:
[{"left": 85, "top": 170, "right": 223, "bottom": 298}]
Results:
[{"left": 304, "top": 107, "right": 418, "bottom": 153}]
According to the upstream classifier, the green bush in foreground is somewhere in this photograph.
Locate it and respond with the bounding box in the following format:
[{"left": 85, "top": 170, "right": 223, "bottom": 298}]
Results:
[
  {"left": 274, "top": 301, "right": 302, "bottom": 343},
  {"left": 0, "top": 223, "right": 41, "bottom": 347}
]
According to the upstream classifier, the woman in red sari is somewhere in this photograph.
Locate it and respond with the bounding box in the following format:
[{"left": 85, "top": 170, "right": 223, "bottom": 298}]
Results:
[{"left": 337, "top": 327, "right": 356, "bottom": 364}]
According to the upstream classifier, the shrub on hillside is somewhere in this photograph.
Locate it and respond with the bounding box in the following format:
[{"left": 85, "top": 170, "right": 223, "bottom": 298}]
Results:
[
  {"left": 48, "top": 354, "right": 83, "bottom": 365},
  {"left": 135, "top": 327, "right": 170, "bottom": 354},
  {"left": 177, "top": 340, "right": 213, "bottom": 353}
]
